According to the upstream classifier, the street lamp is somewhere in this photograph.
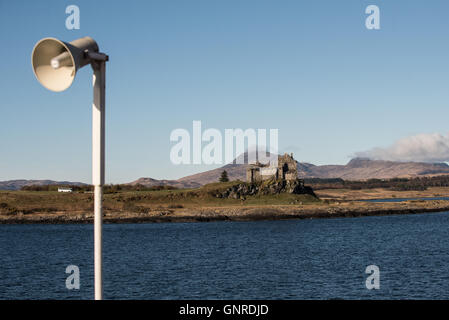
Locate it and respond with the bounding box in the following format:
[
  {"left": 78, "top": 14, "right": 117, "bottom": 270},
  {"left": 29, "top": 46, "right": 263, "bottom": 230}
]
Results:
[{"left": 31, "top": 37, "right": 108, "bottom": 300}]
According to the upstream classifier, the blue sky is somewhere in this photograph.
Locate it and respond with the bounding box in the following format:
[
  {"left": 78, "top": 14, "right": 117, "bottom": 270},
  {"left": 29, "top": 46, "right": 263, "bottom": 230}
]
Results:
[{"left": 1, "top": 0, "right": 449, "bottom": 183}]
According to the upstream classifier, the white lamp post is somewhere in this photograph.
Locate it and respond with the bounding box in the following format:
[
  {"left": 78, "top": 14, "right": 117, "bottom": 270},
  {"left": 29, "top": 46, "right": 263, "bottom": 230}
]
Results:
[{"left": 31, "top": 37, "right": 108, "bottom": 300}]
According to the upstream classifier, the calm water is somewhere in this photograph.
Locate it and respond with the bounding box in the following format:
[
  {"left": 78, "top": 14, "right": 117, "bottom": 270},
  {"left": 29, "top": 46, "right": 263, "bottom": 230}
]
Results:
[{"left": 1, "top": 212, "right": 449, "bottom": 300}]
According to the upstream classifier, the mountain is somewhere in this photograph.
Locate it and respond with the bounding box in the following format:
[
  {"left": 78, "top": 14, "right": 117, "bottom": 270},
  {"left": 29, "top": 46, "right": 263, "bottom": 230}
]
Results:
[
  {"left": 129, "top": 152, "right": 271, "bottom": 188},
  {"left": 176, "top": 162, "right": 247, "bottom": 186},
  {"left": 128, "top": 177, "right": 201, "bottom": 189},
  {"left": 173, "top": 157, "right": 449, "bottom": 186},
  {"left": 0, "top": 180, "right": 87, "bottom": 191},
  {"left": 298, "top": 158, "right": 449, "bottom": 180},
  {"left": 4, "top": 157, "right": 449, "bottom": 190}
]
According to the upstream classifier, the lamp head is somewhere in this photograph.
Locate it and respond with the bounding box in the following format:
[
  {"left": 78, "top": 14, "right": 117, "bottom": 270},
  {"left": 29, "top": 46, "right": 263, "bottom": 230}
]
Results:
[{"left": 31, "top": 37, "right": 99, "bottom": 92}]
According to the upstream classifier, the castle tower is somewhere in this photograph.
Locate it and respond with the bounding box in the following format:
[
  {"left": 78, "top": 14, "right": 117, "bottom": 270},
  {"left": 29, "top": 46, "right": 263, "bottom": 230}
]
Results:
[{"left": 277, "top": 153, "right": 298, "bottom": 181}]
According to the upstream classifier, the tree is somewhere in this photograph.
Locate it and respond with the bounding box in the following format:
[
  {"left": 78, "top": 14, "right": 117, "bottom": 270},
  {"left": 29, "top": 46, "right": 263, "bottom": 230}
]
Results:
[{"left": 219, "top": 170, "right": 229, "bottom": 182}]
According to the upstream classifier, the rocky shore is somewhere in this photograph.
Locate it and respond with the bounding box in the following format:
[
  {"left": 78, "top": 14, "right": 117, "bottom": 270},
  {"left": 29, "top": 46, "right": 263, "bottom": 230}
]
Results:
[{"left": 2, "top": 199, "right": 449, "bottom": 224}]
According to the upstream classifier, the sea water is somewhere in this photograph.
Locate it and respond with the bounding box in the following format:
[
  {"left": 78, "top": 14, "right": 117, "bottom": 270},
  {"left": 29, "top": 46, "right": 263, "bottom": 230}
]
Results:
[{"left": 1, "top": 211, "right": 449, "bottom": 299}]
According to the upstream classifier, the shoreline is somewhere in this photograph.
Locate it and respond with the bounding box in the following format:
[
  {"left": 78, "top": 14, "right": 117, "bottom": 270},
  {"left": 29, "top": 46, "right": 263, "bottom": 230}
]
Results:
[{"left": 2, "top": 200, "right": 449, "bottom": 224}]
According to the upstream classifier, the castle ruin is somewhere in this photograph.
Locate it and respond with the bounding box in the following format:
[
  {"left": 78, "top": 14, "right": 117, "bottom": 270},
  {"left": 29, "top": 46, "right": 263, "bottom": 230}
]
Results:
[{"left": 246, "top": 153, "right": 298, "bottom": 183}]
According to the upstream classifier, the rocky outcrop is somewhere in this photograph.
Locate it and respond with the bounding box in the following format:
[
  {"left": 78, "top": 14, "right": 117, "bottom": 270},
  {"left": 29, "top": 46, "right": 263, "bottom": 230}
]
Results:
[{"left": 214, "top": 179, "right": 316, "bottom": 199}]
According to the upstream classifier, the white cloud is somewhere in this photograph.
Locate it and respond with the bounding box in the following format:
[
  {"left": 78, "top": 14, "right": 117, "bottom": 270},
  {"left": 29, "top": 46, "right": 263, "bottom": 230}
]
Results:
[{"left": 354, "top": 133, "right": 449, "bottom": 163}]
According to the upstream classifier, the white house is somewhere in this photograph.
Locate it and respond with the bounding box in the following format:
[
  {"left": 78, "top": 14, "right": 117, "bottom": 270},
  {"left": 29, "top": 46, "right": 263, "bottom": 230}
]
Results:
[{"left": 58, "top": 187, "right": 73, "bottom": 193}]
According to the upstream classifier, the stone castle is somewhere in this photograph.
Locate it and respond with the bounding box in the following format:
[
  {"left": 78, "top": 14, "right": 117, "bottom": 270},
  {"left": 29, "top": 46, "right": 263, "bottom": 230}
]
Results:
[{"left": 246, "top": 153, "right": 298, "bottom": 183}]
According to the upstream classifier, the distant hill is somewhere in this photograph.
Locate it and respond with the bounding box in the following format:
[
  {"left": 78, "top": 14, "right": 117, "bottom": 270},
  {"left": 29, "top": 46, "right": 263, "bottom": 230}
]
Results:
[
  {"left": 127, "top": 177, "right": 201, "bottom": 189},
  {"left": 176, "top": 163, "right": 247, "bottom": 186},
  {"left": 0, "top": 180, "right": 87, "bottom": 191},
  {"left": 174, "top": 157, "right": 449, "bottom": 186},
  {"left": 298, "top": 158, "right": 449, "bottom": 180},
  {"left": 4, "top": 157, "right": 449, "bottom": 190}
]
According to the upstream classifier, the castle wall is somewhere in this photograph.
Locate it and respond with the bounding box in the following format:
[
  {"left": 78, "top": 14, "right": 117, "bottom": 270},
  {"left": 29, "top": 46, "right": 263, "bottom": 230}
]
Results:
[
  {"left": 247, "top": 167, "right": 262, "bottom": 183},
  {"left": 246, "top": 168, "right": 253, "bottom": 182},
  {"left": 260, "top": 167, "right": 277, "bottom": 180},
  {"left": 246, "top": 153, "right": 298, "bottom": 182},
  {"left": 278, "top": 153, "right": 297, "bottom": 181}
]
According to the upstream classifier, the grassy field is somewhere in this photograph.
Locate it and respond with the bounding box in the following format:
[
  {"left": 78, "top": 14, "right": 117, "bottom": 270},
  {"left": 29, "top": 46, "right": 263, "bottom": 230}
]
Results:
[
  {"left": 0, "top": 181, "right": 319, "bottom": 216},
  {"left": 314, "top": 186, "right": 449, "bottom": 201},
  {"left": 2, "top": 184, "right": 449, "bottom": 223}
]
